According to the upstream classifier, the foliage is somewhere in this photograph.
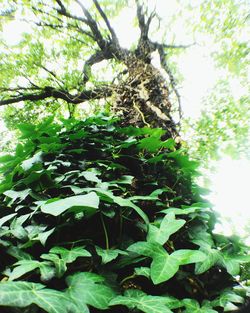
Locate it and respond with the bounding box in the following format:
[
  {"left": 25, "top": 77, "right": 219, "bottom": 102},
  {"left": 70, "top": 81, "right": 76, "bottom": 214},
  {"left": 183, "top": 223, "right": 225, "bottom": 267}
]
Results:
[
  {"left": 183, "top": 81, "right": 250, "bottom": 163},
  {"left": 0, "top": 115, "right": 249, "bottom": 313},
  {"left": 179, "top": 0, "right": 250, "bottom": 164}
]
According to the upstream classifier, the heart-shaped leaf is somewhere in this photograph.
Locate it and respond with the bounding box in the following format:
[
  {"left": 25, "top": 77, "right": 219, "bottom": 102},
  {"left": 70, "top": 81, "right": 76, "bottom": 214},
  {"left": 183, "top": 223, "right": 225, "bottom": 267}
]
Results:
[
  {"left": 40, "top": 192, "right": 99, "bottom": 216},
  {"left": 110, "top": 289, "right": 179, "bottom": 313},
  {"left": 0, "top": 281, "right": 76, "bottom": 313},
  {"left": 147, "top": 213, "right": 185, "bottom": 245},
  {"left": 66, "top": 272, "right": 116, "bottom": 310}
]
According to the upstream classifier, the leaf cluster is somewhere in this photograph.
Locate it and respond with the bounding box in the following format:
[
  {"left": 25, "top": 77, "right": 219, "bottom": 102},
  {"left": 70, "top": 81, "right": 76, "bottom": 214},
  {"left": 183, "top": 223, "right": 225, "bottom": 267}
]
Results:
[{"left": 0, "top": 115, "right": 249, "bottom": 313}]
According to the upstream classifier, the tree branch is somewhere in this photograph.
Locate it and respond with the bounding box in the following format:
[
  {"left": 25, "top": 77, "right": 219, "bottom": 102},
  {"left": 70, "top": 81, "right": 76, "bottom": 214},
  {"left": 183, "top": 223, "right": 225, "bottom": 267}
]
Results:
[
  {"left": 74, "top": 0, "right": 107, "bottom": 50},
  {"left": 92, "top": 0, "right": 119, "bottom": 45},
  {"left": 136, "top": 1, "right": 155, "bottom": 40},
  {"left": 55, "top": 0, "right": 67, "bottom": 14},
  {"left": 161, "top": 43, "right": 196, "bottom": 49},
  {"left": 35, "top": 21, "right": 95, "bottom": 40},
  {"left": 82, "top": 51, "right": 106, "bottom": 83},
  {"left": 39, "top": 65, "right": 64, "bottom": 88},
  {"left": 157, "top": 45, "right": 182, "bottom": 122},
  {"left": 0, "top": 86, "right": 113, "bottom": 106}
]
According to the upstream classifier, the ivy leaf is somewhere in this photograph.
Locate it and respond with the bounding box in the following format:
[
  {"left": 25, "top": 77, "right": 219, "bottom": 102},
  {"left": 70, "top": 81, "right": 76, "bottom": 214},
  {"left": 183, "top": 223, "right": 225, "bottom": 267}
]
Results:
[
  {"left": 211, "top": 290, "right": 244, "bottom": 308},
  {"left": 172, "top": 249, "right": 206, "bottom": 265},
  {"left": 111, "top": 195, "right": 149, "bottom": 224},
  {"left": 6, "top": 246, "right": 32, "bottom": 261},
  {"left": 41, "top": 253, "right": 67, "bottom": 278},
  {"left": 135, "top": 267, "right": 151, "bottom": 278},
  {"left": 128, "top": 242, "right": 181, "bottom": 284},
  {"left": 195, "top": 249, "right": 221, "bottom": 274},
  {"left": 183, "top": 299, "right": 200, "bottom": 312},
  {"left": 66, "top": 272, "right": 116, "bottom": 310},
  {"left": 95, "top": 246, "right": 128, "bottom": 264},
  {"left": 219, "top": 255, "right": 241, "bottom": 275},
  {"left": 37, "top": 228, "right": 55, "bottom": 246},
  {"left": 161, "top": 207, "right": 203, "bottom": 215},
  {"left": 9, "top": 260, "right": 55, "bottom": 282},
  {"left": 49, "top": 246, "right": 91, "bottom": 263},
  {"left": 21, "top": 151, "right": 43, "bottom": 171},
  {"left": 110, "top": 289, "right": 177, "bottom": 313},
  {"left": 95, "top": 189, "right": 150, "bottom": 224},
  {"left": 0, "top": 213, "right": 17, "bottom": 227},
  {"left": 0, "top": 281, "right": 75, "bottom": 313},
  {"left": 127, "top": 241, "right": 157, "bottom": 257},
  {"left": 138, "top": 136, "right": 163, "bottom": 153},
  {"left": 40, "top": 192, "right": 99, "bottom": 216},
  {"left": 80, "top": 170, "right": 101, "bottom": 183},
  {"left": 3, "top": 189, "right": 31, "bottom": 205},
  {"left": 9, "top": 260, "right": 41, "bottom": 281},
  {"left": 147, "top": 213, "right": 186, "bottom": 245},
  {"left": 109, "top": 175, "right": 134, "bottom": 185},
  {"left": 183, "top": 299, "right": 217, "bottom": 313},
  {"left": 150, "top": 245, "right": 179, "bottom": 284}
]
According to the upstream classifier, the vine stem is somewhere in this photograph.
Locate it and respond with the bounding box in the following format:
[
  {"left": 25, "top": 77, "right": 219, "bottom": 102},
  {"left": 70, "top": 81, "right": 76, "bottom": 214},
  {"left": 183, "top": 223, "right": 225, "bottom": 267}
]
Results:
[{"left": 100, "top": 213, "right": 109, "bottom": 250}]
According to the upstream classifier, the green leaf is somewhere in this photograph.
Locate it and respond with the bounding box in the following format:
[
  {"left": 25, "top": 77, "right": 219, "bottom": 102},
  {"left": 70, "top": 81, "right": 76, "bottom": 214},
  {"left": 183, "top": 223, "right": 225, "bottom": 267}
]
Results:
[
  {"left": 147, "top": 213, "right": 186, "bottom": 245},
  {"left": 81, "top": 170, "right": 101, "bottom": 183},
  {"left": 17, "top": 123, "right": 36, "bottom": 138},
  {"left": 135, "top": 267, "right": 151, "bottom": 278},
  {"left": 0, "top": 281, "right": 74, "bottom": 313},
  {"left": 111, "top": 195, "right": 149, "bottom": 224},
  {"left": 150, "top": 245, "right": 179, "bottom": 284},
  {"left": 220, "top": 255, "right": 241, "bottom": 275},
  {"left": 172, "top": 250, "right": 206, "bottom": 265},
  {"left": 37, "top": 228, "right": 55, "bottom": 246},
  {"left": 66, "top": 272, "right": 116, "bottom": 310},
  {"left": 128, "top": 242, "right": 180, "bottom": 283},
  {"left": 162, "top": 138, "right": 176, "bottom": 150},
  {"left": 89, "top": 188, "right": 150, "bottom": 224},
  {"left": 138, "top": 136, "right": 163, "bottom": 153},
  {"left": 161, "top": 207, "right": 203, "bottom": 215},
  {"left": 110, "top": 175, "right": 134, "bottom": 185},
  {"left": 95, "top": 246, "right": 128, "bottom": 264},
  {"left": 9, "top": 260, "right": 54, "bottom": 282},
  {"left": 40, "top": 192, "right": 99, "bottom": 216},
  {"left": 4, "top": 189, "right": 31, "bottom": 204},
  {"left": 110, "top": 289, "right": 176, "bottom": 313},
  {"left": 21, "top": 151, "right": 43, "bottom": 171},
  {"left": 0, "top": 213, "right": 17, "bottom": 227},
  {"left": 6, "top": 246, "right": 32, "bottom": 261},
  {"left": 195, "top": 249, "right": 221, "bottom": 274},
  {"left": 167, "top": 152, "right": 199, "bottom": 172},
  {"left": 41, "top": 253, "right": 67, "bottom": 278},
  {"left": 127, "top": 241, "right": 157, "bottom": 257},
  {"left": 211, "top": 290, "right": 244, "bottom": 308},
  {"left": 49, "top": 246, "right": 91, "bottom": 263},
  {"left": 9, "top": 260, "right": 41, "bottom": 281},
  {"left": 183, "top": 299, "right": 218, "bottom": 313},
  {"left": 183, "top": 299, "right": 200, "bottom": 312}
]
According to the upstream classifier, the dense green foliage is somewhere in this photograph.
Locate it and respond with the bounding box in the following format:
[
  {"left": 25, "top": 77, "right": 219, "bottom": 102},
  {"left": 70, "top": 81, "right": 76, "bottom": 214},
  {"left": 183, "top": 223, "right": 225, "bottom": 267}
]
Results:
[{"left": 0, "top": 116, "right": 249, "bottom": 312}]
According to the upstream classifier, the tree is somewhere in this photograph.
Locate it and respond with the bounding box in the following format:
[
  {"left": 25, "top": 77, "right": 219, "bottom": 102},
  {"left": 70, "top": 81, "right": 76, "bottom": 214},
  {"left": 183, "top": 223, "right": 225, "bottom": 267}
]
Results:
[
  {"left": 0, "top": 0, "right": 186, "bottom": 135},
  {"left": 0, "top": 1, "right": 249, "bottom": 313}
]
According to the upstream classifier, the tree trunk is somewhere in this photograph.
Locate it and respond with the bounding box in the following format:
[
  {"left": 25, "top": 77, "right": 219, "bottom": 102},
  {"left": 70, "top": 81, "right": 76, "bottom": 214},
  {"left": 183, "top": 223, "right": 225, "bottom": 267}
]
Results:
[{"left": 113, "top": 55, "right": 178, "bottom": 139}]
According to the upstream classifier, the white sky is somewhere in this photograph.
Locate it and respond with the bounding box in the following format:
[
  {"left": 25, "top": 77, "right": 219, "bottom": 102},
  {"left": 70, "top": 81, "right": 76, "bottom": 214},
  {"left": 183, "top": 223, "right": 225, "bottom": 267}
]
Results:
[{"left": 1, "top": 1, "right": 250, "bottom": 240}]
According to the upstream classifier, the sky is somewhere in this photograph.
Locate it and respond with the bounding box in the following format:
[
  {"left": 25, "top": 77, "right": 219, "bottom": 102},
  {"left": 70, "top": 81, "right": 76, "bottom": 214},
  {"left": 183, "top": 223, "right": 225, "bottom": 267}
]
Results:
[{"left": 1, "top": 0, "right": 249, "bottom": 241}]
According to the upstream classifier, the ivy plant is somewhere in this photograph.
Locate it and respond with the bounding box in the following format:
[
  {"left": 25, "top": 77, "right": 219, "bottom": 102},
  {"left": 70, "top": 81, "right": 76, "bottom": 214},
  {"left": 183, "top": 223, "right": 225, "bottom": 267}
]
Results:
[{"left": 0, "top": 115, "right": 248, "bottom": 313}]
